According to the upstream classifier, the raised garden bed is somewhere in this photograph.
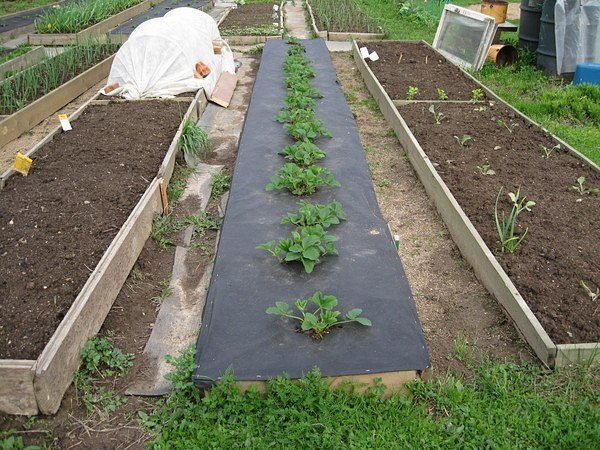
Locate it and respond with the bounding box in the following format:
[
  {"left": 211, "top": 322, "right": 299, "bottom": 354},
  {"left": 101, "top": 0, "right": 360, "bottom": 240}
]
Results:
[
  {"left": 0, "top": 43, "right": 117, "bottom": 148},
  {"left": 0, "top": 90, "right": 207, "bottom": 415},
  {"left": 305, "top": 0, "right": 384, "bottom": 42},
  {"left": 28, "top": 0, "right": 161, "bottom": 46},
  {"left": 219, "top": 1, "right": 283, "bottom": 45},
  {"left": 353, "top": 40, "right": 600, "bottom": 368},
  {"left": 110, "top": 0, "right": 213, "bottom": 44},
  {"left": 0, "top": 1, "right": 70, "bottom": 43},
  {"left": 193, "top": 39, "right": 429, "bottom": 391},
  {"left": 0, "top": 45, "right": 44, "bottom": 80}
]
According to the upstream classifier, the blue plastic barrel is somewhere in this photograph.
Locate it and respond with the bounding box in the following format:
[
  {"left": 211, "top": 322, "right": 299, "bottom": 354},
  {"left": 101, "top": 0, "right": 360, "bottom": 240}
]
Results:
[{"left": 573, "top": 63, "right": 600, "bottom": 86}]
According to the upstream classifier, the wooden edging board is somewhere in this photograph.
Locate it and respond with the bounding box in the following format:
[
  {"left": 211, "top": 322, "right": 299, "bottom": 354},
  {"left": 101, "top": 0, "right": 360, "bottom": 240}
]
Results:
[
  {"left": 0, "top": 88, "right": 207, "bottom": 415},
  {"left": 0, "top": 46, "right": 45, "bottom": 80},
  {"left": 27, "top": 0, "right": 162, "bottom": 46},
  {"left": 351, "top": 39, "right": 600, "bottom": 369},
  {"left": 220, "top": 0, "right": 284, "bottom": 46},
  {"left": 304, "top": 1, "right": 383, "bottom": 41},
  {"left": 0, "top": 53, "right": 115, "bottom": 149},
  {"left": 0, "top": 1, "right": 66, "bottom": 43}
]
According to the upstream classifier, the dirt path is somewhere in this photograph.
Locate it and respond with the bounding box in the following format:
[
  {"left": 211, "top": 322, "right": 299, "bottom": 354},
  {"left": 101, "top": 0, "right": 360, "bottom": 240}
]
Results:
[
  {"left": 330, "top": 52, "right": 533, "bottom": 373},
  {"left": 284, "top": 0, "right": 309, "bottom": 39}
]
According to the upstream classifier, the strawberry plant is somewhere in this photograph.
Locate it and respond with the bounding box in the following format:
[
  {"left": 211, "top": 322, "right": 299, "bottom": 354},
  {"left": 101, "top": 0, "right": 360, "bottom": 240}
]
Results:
[
  {"left": 284, "top": 120, "right": 332, "bottom": 141},
  {"left": 281, "top": 200, "right": 346, "bottom": 228},
  {"left": 258, "top": 225, "right": 338, "bottom": 273},
  {"left": 282, "top": 91, "right": 317, "bottom": 111},
  {"left": 276, "top": 107, "right": 318, "bottom": 126},
  {"left": 266, "top": 291, "right": 371, "bottom": 339},
  {"left": 266, "top": 163, "right": 339, "bottom": 196},
  {"left": 279, "top": 141, "right": 326, "bottom": 166}
]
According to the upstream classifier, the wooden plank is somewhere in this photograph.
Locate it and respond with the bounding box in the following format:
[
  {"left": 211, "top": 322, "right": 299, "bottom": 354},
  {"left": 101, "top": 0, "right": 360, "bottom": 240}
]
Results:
[
  {"left": 555, "top": 344, "right": 600, "bottom": 368},
  {"left": 27, "top": 0, "right": 163, "bottom": 45},
  {"left": 225, "top": 35, "right": 281, "bottom": 45},
  {"left": 0, "top": 46, "right": 45, "bottom": 80},
  {"left": 393, "top": 99, "right": 485, "bottom": 106},
  {"left": 0, "top": 360, "right": 37, "bottom": 415},
  {"left": 305, "top": 1, "right": 327, "bottom": 39},
  {"left": 34, "top": 179, "right": 163, "bottom": 414},
  {"left": 0, "top": 54, "right": 114, "bottom": 148},
  {"left": 223, "top": 370, "right": 421, "bottom": 398},
  {"left": 0, "top": 93, "right": 101, "bottom": 190},
  {"left": 209, "top": 72, "right": 237, "bottom": 108},
  {"left": 328, "top": 32, "right": 385, "bottom": 42},
  {"left": 352, "top": 40, "right": 558, "bottom": 367}
]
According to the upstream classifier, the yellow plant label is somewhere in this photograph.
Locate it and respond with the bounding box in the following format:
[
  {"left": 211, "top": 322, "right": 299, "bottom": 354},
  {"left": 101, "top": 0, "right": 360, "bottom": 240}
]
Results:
[
  {"left": 13, "top": 152, "right": 33, "bottom": 176},
  {"left": 58, "top": 113, "right": 72, "bottom": 131}
]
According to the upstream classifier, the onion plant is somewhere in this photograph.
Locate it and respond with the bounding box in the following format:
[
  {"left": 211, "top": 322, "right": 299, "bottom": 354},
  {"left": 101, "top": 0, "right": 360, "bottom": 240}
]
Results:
[
  {"left": 35, "top": 0, "right": 143, "bottom": 34},
  {"left": 308, "top": 0, "right": 381, "bottom": 33},
  {"left": 0, "top": 40, "right": 116, "bottom": 115}
]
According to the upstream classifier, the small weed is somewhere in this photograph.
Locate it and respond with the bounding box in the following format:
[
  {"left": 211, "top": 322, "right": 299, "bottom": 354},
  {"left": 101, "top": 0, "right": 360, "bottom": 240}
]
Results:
[
  {"left": 266, "top": 291, "right": 371, "bottom": 339},
  {"left": 344, "top": 92, "right": 358, "bottom": 104},
  {"left": 183, "top": 212, "right": 220, "bottom": 239},
  {"left": 572, "top": 176, "right": 600, "bottom": 195},
  {"left": 377, "top": 178, "right": 391, "bottom": 187},
  {"left": 476, "top": 164, "right": 496, "bottom": 175},
  {"left": 258, "top": 225, "right": 338, "bottom": 274},
  {"left": 360, "top": 97, "right": 381, "bottom": 115},
  {"left": 428, "top": 104, "right": 445, "bottom": 124},
  {"left": 130, "top": 266, "right": 143, "bottom": 280},
  {"left": 151, "top": 213, "right": 181, "bottom": 249},
  {"left": 471, "top": 89, "right": 484, "bottom": 102},
  {"left": 368, "top": 161, "right": 380, "bottom": 173},
  {"left": 211, "top": 172, "right": 231, "bottom": 200},
  {"left": 406, "top": 86, "right": 420, "bottom": 100},
  {"left": 152, "top": 279, "right": 173, "bottom": 303},
  {"left": 437, "top": 88, "right": 448, "bottom": 100},
  {"left": 454, "top": 332, "right": 469, "bottom": 361},
  {"left": 579, "top": 280, "right": 599, "bottom": 302},
  {"left": 473, "top": 105, "right": 487, "bottom": 112},
  {"left": 386, "top": 128, "right": 396, "bottom": 137},
  {"left": 168, "top": 164, "right": 195, "bottom": 204},
  {"left": 454, "top": 134, "right": 472, "bottom": 147},
  {"left": 179, "top": 120, "right": 211, "bottom": 159},
  {"left": 540, "top": 143, "right": 560, "bottom": 158},
  {"left": 497, "top": 119, "right": 518, "bottom": 134},
  {"left": 494, "top": 187, "right": 535, "bottom": 253}
]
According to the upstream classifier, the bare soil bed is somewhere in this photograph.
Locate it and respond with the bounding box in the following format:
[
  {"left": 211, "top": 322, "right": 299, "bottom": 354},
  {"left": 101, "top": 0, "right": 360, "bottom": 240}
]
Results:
[
  {"left": 0, "top": 99, "right": 189, "bottom": 360},
  {"left": 399, "top": 101, "right": 599, "bottom": 345},
  {"left": 220, "top": 2, "right": 278, "bottom": 34},
  {"left": 362, "top": 41, "right": 486, "bottom": 101}
]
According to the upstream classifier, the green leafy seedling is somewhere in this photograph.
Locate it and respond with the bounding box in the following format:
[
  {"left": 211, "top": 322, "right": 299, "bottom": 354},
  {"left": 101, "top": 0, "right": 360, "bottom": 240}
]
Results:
[
  {"left": 579, "top": 280, "right": 599, "bottom": 302},
  {"left": 284, "top": 119, "right": 332, "bottom": 141},
  {"left": 281, "top": 200, "right": 346, "bottom": 228},
  {"left": 266, "top": 163, "right": 340, "bottom": 196},
  {"left": 406, "top": 86, "right": 419, "bottom": 100},
  {"left": 258, "top": 225, "right": 338, "bottom": 273},
  {"left": 429, "top": 104, "right": 445, "bottom": 124},
  {"left": 497, "top": 119, "right": 518, "bottom": 133},
  {"left": 494, "top": 187, "right": 535, "bottom": 253},
  {"left": 476, "top": 164, "right": 495, "bottom": 176},
  {"left": 473, "top": 105, "right": 487, "bottom": 112},
  {"left": 540, "top": 143, "right": 560, "bottom": 159},
  {"left": 471, "top": 89, "right": 484, "bottom": 102},
  {"left": 572, "top": 176, "right": 600, "bottom": 195},
  {"left": 279, "top": 141, "right": 326, "bottom": 166},
  {"left": 437, "top": 88, "right": 448, "bottom": 100},
  {"left": 266, "top": 291, "right": 371, "bottom": 339},
  {"left": 454, "top": 134, "right": 472, "bottom": 147}
]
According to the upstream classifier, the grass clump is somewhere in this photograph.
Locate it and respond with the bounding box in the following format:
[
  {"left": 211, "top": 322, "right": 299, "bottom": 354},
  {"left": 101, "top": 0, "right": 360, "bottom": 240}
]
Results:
[
  {"left": 179, "top": 120, "right": 211, "bottom": 159},
  {"left": 147, "top": 353, "right": 600, "bottom": 449},
  {"left": 35, "top": 0, "right": 143, "bottom": 34}
]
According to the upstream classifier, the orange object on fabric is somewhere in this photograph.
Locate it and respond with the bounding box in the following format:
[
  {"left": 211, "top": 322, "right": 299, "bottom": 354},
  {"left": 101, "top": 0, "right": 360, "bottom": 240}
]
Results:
[
  {"left": 194, "top": 61, "right": 211, "bottom": 79},
  {"left": 104, "top": 82, "right": 120, "bottom": 94}
]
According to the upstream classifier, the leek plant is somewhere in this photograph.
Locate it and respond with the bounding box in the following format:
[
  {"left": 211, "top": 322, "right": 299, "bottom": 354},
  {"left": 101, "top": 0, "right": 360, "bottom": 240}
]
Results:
[{"left": 308, "top": 0, "right": 381, "bottom": 33}]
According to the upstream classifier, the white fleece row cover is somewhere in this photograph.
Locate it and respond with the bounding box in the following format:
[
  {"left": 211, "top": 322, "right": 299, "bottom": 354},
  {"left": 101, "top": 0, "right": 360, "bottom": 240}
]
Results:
[{"left": 102, "top": 8, "right": 235, "bottom": 99}]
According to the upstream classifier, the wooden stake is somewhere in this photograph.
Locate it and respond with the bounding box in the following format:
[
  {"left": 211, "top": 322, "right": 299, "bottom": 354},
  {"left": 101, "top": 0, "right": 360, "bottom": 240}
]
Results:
[
  {"left": 159, "top": 178, "right": 169, "bottom": 215},
  {"left": 397, "top": 52, "right": 403, "bottom": 64},
  {"left": 425, "top": 55, "right": 428, "bottom": 64}
]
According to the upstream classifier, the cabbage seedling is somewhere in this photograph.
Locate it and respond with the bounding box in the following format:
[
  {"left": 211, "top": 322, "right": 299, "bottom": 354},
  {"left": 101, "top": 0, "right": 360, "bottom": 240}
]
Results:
[
  {"left": 572, "top": 176, "right": 600, "bottom": 195},
  {"left": 266, "top": 291, "right": 371, "bottom": 339},
  {"left": 281, "top": 200, "right": 346, "bottom": 228},
  {"left": 476, "top": 164, "right": 495, "bottom": 175},
  {"left": 454, "top": 134, "right": 472, "bottom": 147},
  {"left": 406, "top": 86, "right": 419, "bottom": 100},
  {"left": 494, "top": 187, "right": 535, "bottom": 253},
  {"left": 429, "top": 104, "right": 445, "bottom": 124},
  {"left": 540, "top": 143, "right": 560, "bottom": 159},
  {"left": 258, "top": 225, "right": 338, "bottom": 273}
]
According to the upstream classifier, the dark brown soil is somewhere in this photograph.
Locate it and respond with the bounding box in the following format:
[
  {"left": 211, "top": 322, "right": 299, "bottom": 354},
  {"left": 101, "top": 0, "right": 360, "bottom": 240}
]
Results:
[
  {"left": 220, "top": 2, "right": 277, "bottom": 29},
  {"left": 399, "top": 101, "right": 600, "bottom": 345},
  {"left": 362, "top": 41, "right": 486, "bottom": 101},
  {"left": 0, "top": 100, "right": 189, "bottom": 360}
]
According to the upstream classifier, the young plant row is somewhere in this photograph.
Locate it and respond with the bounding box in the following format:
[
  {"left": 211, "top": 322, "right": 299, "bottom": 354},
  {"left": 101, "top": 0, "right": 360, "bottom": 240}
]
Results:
[{"left": 259, "top": 38, "right": 370, "bottom": 338}]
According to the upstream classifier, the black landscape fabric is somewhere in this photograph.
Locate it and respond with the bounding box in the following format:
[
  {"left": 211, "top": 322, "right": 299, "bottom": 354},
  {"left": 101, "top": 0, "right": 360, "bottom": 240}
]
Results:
[
  {"left": 194, "top": 39, "right": 430, "bottom": 387},
  {"left": 111, "top": 0, "right": 211, "bottom": 36}
]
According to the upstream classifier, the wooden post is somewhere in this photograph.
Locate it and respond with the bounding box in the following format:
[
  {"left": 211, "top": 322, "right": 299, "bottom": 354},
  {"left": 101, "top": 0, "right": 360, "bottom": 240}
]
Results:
[{"left": 159, "top": 178, "right": 169, "bottom": 215}]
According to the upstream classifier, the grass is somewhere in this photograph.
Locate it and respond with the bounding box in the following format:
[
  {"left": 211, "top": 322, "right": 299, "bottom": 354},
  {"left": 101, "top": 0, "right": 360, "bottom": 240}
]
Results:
[
  {"left": 179, "top": 119, "right": 211, "bottom": 159},
  {"left": 0, "top": 40, "right": 117, "bottom": 115},
  {"left": 309, "top": 0, "right": 381, "bottom": 33},
  {"left": 145, "top": 347, "right": 600, "bottom": 448},
  {"left": 0, "top": 0, "right": 58, "bottom": 17},
  {"left": 356, "top": 0, "right": 600, "bottom": 165},
  {"left": 35, "top": 0, "right": 142, "bottom": 34}
]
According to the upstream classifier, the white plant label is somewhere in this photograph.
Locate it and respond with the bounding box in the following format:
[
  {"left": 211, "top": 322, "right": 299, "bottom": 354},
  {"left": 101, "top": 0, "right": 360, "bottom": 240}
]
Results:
[
  {"left": 369, "top": 52, "right": 380, "bottom": 62},
  {"left": 58, "top": 114, "right": 72, "bottom": 131},
  {"left": 359, "top": 46, "right": 370, "bottom": 59},
  {"left": 273, "top": 4, "right": 279, "bottom": 11}
]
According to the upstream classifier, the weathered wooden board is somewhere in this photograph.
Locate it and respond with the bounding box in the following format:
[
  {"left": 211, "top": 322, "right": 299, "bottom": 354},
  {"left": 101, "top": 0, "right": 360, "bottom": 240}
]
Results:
[
  {"left": 28, "top": 0, "right": 163, "bottom": 45},
  {"left": 555, "top": 344, "right": 600, "bottom": 367},
  {"left": 0, "top": 46, "right": 45, "bottom": 80},
  {"left": 0, "top": 360, "right": 37, "bottom": 415},
  {"left": 0, "top": 54, "right": 114, "bottom": 148},
  {"left": 352, "top": 40, "right": 565, "bottom": 367},
  {"left": 209, "top": 71, "right": 237, "bottom": 108}
]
